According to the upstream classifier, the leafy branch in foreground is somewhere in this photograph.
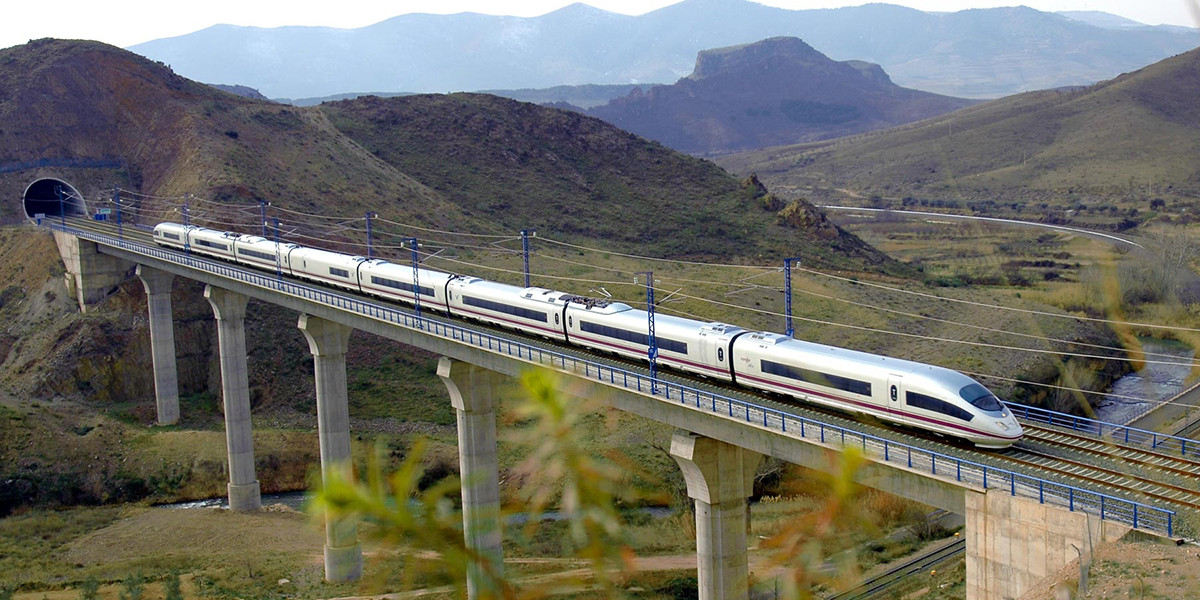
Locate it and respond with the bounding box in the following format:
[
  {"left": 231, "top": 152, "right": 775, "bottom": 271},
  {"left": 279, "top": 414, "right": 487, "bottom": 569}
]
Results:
[
  {"left": 312, "top": 367, "right": 639, "bottom": 598},
  {"left": 759, "top": 446, "right": 870, "bottom": 599},
  {"left": 506, "top": 368, "right": 638, "bottom": 594}
]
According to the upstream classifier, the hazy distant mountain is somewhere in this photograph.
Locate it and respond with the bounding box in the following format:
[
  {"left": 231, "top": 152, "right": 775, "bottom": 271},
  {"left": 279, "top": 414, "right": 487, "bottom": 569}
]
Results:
[
  {"left": 129, "top": 0, "right": 1199, "bottom": 100},
  {"left": 588, "top": 37, "right": 975, "bottom": 155}
]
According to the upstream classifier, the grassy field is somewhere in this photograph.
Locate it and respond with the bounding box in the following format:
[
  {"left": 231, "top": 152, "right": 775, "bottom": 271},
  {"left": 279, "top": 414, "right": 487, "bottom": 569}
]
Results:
[{"left": 0, "top": 467, "right": 953, "bottom": 600}]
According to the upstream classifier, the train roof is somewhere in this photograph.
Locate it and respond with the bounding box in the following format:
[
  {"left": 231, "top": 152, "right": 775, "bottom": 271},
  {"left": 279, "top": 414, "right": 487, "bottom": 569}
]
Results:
[{"left": 769, "top": 336, "right": 979, "bottom": 390}]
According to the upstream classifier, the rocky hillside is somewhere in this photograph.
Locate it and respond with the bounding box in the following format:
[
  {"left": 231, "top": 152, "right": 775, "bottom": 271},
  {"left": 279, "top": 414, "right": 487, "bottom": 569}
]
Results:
[
  {"left": 319, "top": 92, "right": 892, "bottom": 265},
  {"left": 0, "top": 39, "right": 892, "bottom": 269},
  {"left": 0, "top": 39, "right": 903, "bottom": 513},
  {"left": 718, "top": 45, "right": 1200, "bottom": 201},
  {"left": 588, "top": 37, "right": 975, "bottom": 155}
]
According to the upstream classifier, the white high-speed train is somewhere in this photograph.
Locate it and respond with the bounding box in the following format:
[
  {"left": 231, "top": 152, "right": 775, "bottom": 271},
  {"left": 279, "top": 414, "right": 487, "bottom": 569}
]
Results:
[{"left": 154, "top": 222, "right": 1023, "bottom": 448}]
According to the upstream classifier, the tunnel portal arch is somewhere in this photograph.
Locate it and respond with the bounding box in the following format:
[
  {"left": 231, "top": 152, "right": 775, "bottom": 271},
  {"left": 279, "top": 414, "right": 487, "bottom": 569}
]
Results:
[{"left": 23, "top": 178, "right": 88, "bottom": 222}]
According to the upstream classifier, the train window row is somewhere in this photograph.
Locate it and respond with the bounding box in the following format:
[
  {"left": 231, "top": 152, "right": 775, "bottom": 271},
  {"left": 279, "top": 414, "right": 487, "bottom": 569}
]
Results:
[
  {"left": 329, "top": 267, "right": 350, "bottom": 278},
  {"left": 760, "top": 360, "right": 872, "bottom": 396},
  {"left": 579, "top": 321, "right": 688, "bottom": 354},
  {"left": 371, "top": 276, "right": 434, "bottom": 297},
  {"left": 906, "top": 391, "right": 974, "bottom": 422},
  {"left": 463, "top": 296, "right": 548, "bottom": 323},
  {"left": 195, "top": 240, "right": 229, "bottom": 251},
  {"left": 161, "top": 232, "right": 181, "bottom": 241},
  {"left": 238, "top": 248, "right": 276, "bottom": 261}
]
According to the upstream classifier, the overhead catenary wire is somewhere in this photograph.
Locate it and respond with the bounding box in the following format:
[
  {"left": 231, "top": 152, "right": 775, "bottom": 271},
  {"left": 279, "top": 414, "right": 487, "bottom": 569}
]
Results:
[
  {"left": 138, "top": 197, "right": 1200, "bottom": 364},
  {"left": 662, "top": 290, "right": 1196, "bottom": 368},
  {"left": 654, "top": 303, "right": 1178, "bottom": 407},
  {"left": 119, "top": 204, "right": 1200, "bottom": 413}
]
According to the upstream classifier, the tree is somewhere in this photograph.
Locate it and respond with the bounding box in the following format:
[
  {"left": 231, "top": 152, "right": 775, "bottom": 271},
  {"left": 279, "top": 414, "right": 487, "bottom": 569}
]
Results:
[
  {"left": 164, "top": 571, "right": 183, "bottom": 600},
  {"left": 117, "top": 572, "right": 143, "bottom": 600},
  {"left": 78, "top": 577, "right": 100, "bottom": 600},
  {"left": 314, "top": 368, "right": 639, "bottom": 598}
]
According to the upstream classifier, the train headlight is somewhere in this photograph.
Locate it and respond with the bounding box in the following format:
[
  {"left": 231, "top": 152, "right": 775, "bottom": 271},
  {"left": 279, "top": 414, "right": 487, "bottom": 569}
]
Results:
[{"left": 995, "top": 420, "right": 1011, "bottom": 431}]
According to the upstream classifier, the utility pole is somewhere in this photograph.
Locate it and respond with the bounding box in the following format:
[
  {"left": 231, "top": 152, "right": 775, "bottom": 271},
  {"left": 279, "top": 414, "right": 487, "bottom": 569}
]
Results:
[
  {"left": 408, "top": 238, "right": 422, "bottom": 326},
  {"left": 639, "top": 271, "right": 658, "bottom": 394},
  {"left": 366, "top": 212, "right": 375, "bottom": 259},
  {"left": 115, "top": 189, "right": 122, "bottom": 240},
  {"left": 273, "top": 218, "right": 282, "bottom": 281},
  {"left": 56, "top": 186, "right": 65, "bottom": 226},
  {"left": 520, "top": 229, "right": 534, "bottom": 288},
  {"left": 784, "top": 256, "right": 801, "bottom": 338}
]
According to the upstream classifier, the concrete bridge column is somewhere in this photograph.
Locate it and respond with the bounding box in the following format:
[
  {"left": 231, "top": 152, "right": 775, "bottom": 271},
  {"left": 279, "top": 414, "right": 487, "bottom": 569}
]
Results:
[
  {"left": 670, "top": 431, "right": 763, "bottom": 600},
  {"left": 204, "top": 285, "right": 261, "bottom": 512},
  {"left": 965, "top": 489, "right": 1131, "bottom": 600},
  {"left": 437, "top": 357, "right": 504, "bottom": 599},
  {"left": 297, "top": 314, "right": 362, "bottom": 583},
  {"left": 53, "top": 231, "right": 134, "bottom": 311},
  {"left": 137, "top": 265, "right": 179, "bottom": 426}
]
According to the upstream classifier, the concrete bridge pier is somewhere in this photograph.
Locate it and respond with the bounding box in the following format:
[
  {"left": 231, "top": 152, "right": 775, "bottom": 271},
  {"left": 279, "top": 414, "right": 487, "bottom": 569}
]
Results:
[
  {"left": 966, "top": 489, "right": 1131, "bottom": 600},
  {"left": 298, "top": 314, "right": 363, "bottom": 583},
  {"left": 137, "top": 265, "right": 179, "bottom": 425},
  {"left": 437, "top": 357, "right": 505, "bottom": 599},
  {"left": 53, "top": 231, "right": 134, "bottom": 311},
  {"left": 670, "top": 431, "right": 763, "bottom": 600},
  {"left": 204, "top": 285, "right": 261, "bottom": 512}
]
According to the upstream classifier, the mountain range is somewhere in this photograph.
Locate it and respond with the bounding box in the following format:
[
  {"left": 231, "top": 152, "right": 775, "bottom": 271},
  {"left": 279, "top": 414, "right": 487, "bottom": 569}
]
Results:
[
  {"left": 717, "top": 45, "right": 1200, "bottom": 200},
  {"left": 128, "top": 0, "right": 1199, "bottom": 100},
  {"left": 586, "top": 37, "right": 975, "bottom": 155},
  {"left": 0, "top": 39, "right": 889, "bottom": 270}
]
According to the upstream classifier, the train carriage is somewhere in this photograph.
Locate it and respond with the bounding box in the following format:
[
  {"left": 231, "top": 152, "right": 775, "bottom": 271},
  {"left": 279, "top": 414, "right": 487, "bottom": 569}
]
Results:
[
  {"left": 288, "top": 247, "right": 366, "bottom": 292},
  {"left": 447, "top": 280, "right": 569, "bottom": 341},
  {"left": 359, "top": 259, "right": 456, "bottom": 314},
  {"left": 564, "top": 301, "right": 732, "bottom": 380},
  {"left": 231, "top": 235, "right": 298, "bottom": 274},
  {"left": 731, "top": 335, "right": 1021, "bottom": 448},
  {"left": 187, "top": 228, "right": 239, "bottom": 261}
]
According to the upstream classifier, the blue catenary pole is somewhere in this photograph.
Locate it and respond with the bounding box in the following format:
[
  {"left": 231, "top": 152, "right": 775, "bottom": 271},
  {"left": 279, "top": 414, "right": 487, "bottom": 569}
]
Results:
[
  {"left": 408, "top": 238, "right": 422, "bottom": 325},
  {"left": 520, "top": 229, "right": 533, "bottom": 288},
  {"left": 56, "top": 186, "right": 65, "bottom": 226},
  {"left": 259, "top": 200, "right": 268, "bottom": 237},
  {"left": 640, "top": 271, "right": 658, "bottom": 394},
  {"left": 274, "top": 218, "right": 282, "bottom": 281},
  {"left": 366, "top": 212, "right": 375, "bottom": 259},
  {"left": 115, "top": 190, "right": 122, "bottom": 240},
  {"left": 784, "top": 256, "right": 800, "bottom": 338}
]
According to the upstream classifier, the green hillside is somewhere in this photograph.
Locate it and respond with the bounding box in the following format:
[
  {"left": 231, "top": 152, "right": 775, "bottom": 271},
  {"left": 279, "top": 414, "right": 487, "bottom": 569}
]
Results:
[
  {"left": 320, "top": 93, "right": 898, "bottom": 269},
  {"left": 718, "top": 46, "right": 1200, "bottom": 204}
]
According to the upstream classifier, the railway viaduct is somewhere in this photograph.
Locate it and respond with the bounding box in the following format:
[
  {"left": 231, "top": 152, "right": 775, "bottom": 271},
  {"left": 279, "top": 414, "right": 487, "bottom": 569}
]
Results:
[{"left": 25, "top": 177, "right": 1172, "bottom": 600}]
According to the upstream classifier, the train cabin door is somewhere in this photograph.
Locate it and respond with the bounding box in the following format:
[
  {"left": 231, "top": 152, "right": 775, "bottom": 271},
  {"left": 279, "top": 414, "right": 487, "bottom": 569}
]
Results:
[{"left": 886, "top": 374, "right": 904, "bottom": 422}]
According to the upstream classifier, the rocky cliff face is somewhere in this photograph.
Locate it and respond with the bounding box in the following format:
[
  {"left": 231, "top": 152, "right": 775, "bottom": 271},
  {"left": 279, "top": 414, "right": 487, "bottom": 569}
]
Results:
[{"left": 589, "top": 37, "right": 977, "bottom": 155}]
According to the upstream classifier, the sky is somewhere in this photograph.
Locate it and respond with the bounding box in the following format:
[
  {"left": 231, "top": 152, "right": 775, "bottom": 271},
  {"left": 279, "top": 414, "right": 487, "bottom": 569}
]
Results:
[{"left": 2, "top": 0, "right": 1197, "bottom": 51}]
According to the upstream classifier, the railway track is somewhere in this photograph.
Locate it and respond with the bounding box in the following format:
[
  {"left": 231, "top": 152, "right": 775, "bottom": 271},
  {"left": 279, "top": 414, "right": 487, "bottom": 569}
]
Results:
[
  {"left": 64, "top": 218, "right": 1198, "bottom": 525},
  {"left": 824, "top": 539, "right": 966, "bottom": 600}
]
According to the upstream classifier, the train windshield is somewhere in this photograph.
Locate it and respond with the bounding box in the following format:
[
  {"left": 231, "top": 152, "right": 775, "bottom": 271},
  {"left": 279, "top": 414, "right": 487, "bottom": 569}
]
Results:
[{"left": 959, "top": 383, "right": 1003, "bottom": 412}]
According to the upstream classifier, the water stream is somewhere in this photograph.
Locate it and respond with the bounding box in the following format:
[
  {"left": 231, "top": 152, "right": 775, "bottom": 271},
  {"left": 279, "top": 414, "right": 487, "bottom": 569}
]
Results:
[{"left": 1095, "top": 337, "right": 1194, "bottom": 425}]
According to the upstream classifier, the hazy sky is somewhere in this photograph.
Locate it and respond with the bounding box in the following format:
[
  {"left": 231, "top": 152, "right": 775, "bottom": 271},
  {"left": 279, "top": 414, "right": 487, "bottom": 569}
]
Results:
[{"left": 3, "top": 1, "right": 1196, "bottom": 50}]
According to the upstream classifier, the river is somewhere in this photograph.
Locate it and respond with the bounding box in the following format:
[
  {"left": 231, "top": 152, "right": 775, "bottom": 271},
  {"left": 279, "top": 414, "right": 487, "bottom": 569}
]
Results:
[{"left": 1096, "top": 337, "right": 1194, "bottom": 425}]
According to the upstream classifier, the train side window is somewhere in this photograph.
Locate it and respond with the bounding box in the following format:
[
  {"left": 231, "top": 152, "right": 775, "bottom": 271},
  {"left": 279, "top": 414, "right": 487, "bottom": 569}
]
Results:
[
  {"left": 890, "top": 386, "right": 897, "bottom": 401},
  {"left": 555, "top": 313, "right": 560, "bottom": 325},
  {"left": 717, "top": 348, "right": 724, "bottom": 362},
  {"left": 568, "top": 316, "right": 573, "bottom": 327}
]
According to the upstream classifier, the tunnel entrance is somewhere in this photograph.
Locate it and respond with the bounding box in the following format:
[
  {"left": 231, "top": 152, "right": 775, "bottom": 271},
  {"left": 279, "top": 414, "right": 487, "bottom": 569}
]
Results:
[{"left": 23, "top": 178, "right": 88, "bottom": 222}]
